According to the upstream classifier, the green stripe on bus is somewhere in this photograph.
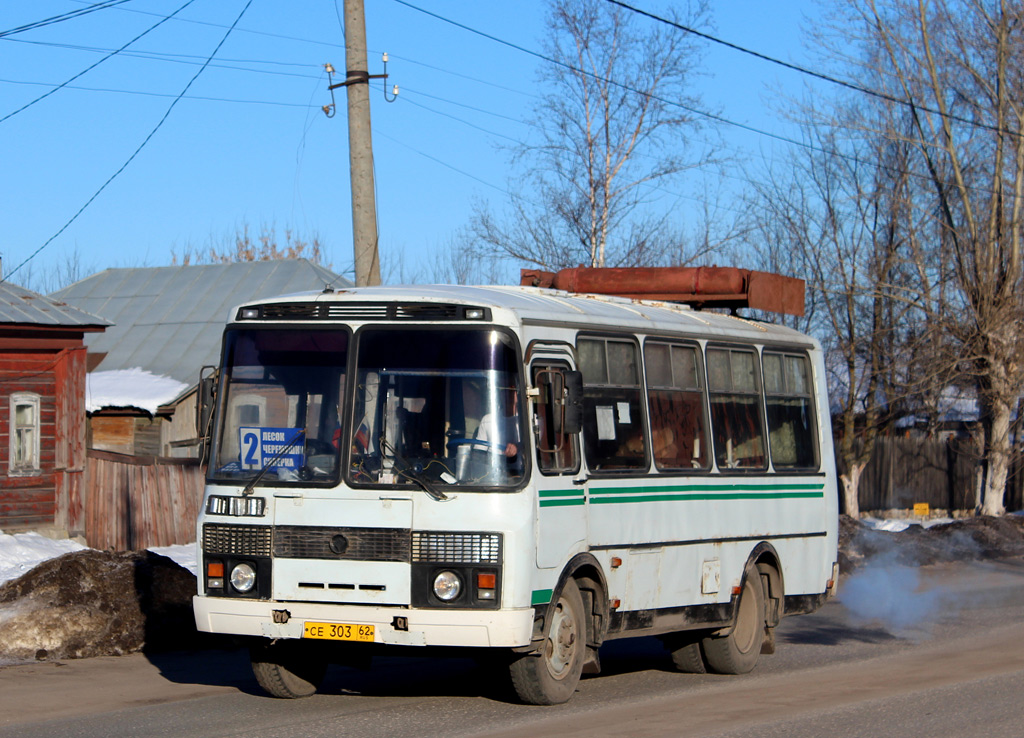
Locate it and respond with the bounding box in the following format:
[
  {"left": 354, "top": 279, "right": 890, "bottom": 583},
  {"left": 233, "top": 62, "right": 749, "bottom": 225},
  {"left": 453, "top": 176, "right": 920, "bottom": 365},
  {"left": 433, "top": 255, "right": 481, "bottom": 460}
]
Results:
[
  {"left": 538, "top": 488, "right": 585, "bottom": 498},
  {"left": 539, "top": 498, "right": 586, "bottom": 507},
  {"left": 590, "top": 490, "right": 825, "bottom": 505},
  {"left": 532, "top": 589, "right": 553, "bottom": 606},
  {"left": 590, "top": 482, "right": 825, "bottom": 495}
]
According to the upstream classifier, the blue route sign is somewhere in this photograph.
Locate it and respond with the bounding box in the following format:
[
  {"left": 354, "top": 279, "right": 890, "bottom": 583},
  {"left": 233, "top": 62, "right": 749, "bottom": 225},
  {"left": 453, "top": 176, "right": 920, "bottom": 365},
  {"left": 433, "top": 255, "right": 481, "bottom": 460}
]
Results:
[{"left": 239, "top": 427, "right": 305, "bottom": 472}]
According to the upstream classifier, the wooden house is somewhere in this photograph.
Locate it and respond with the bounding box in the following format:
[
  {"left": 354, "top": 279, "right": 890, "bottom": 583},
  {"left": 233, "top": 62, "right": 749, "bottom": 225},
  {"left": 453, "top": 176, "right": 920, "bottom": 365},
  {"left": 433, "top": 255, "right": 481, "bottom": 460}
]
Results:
[{"left": 0, "top": 280, "right": 108, "bottom": 537}]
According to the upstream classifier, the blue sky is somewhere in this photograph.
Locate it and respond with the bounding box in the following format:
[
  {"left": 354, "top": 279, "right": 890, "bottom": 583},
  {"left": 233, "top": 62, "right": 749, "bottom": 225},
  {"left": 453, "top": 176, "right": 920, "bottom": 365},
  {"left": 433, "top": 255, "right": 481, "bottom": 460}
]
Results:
[{"left": 0, "top": 0, "right": 827, "bottom": 289}]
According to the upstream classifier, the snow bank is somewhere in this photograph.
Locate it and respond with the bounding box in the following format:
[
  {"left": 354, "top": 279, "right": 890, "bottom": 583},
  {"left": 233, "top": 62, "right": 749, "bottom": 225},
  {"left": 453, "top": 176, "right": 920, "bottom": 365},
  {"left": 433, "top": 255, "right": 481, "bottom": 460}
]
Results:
[
  {"left": 86, "top": 367, "right": 189, "bottom": 414},
  {"left": 0, "top": 531, "right": 197, "bottom": 587},
  {"left": 0, "top": 532, "right": 87, "bottom": 586}
]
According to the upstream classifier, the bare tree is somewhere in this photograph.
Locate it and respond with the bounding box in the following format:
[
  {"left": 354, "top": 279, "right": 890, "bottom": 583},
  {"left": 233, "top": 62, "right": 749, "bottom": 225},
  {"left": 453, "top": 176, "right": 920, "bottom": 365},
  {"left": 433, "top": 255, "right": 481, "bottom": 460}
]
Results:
[
  {"left": 5, "top": 248, "right": 94, "bottom": 294},
  {"left": 746, "top": 96, "right": 935, "bottom": 517},
  {"left": 469, "top": 0, "right": 715, "bottom": 269},
  {"left": 850, "top": 0, "right": 1024, "bottom": 515},
  {"left": 172, "top": 224, "right": 330, "bottom": 267}
]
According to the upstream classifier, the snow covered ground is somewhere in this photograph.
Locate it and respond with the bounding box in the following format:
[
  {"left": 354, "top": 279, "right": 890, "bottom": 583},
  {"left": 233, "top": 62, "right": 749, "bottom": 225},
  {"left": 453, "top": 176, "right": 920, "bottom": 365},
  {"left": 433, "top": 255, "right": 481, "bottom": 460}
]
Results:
[{"left": 0, "top": 531, "right": 197, "bottom": 587}]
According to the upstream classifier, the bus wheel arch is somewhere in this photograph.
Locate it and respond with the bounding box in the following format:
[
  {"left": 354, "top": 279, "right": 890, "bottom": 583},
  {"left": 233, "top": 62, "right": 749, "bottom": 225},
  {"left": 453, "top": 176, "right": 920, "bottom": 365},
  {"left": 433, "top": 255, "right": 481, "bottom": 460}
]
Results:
[{"left": 748, "top": 542, "right": 784, "bottom": 634}]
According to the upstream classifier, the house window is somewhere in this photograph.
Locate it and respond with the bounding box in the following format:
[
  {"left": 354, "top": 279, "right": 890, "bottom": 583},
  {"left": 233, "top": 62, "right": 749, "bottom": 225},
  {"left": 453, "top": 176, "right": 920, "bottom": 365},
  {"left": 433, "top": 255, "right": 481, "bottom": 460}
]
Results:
[{"left": 10, "top": 393, "right": 41, "bottom": 474}]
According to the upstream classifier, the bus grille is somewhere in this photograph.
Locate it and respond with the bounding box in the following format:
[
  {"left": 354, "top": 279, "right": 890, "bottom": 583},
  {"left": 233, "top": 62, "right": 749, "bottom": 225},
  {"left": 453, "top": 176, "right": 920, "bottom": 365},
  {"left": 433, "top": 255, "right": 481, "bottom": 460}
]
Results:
[
  {"left": 274, "top": 525, "right": 411, "bottom": 562},
  {"left": 411, "top": 532, "right": 502, "bottom": 564},
  {"left": 203, "top": 524, "right": 272, "bottom": 557}
]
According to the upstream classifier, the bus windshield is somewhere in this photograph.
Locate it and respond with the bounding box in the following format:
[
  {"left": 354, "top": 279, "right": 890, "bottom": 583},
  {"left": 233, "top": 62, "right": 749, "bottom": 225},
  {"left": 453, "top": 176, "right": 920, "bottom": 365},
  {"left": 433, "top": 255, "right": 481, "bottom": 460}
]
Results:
[
  {"left": 349, "top": 328, "right": 524, "bottom": 491},
  {"left": 209, "top": 328, "right": 349, "bottom": 485}
]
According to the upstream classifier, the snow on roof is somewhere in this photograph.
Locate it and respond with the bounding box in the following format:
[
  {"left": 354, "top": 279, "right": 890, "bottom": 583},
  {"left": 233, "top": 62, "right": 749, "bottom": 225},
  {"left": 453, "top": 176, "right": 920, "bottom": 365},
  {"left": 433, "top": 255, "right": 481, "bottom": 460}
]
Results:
[{"left": 86, "top": 368, "right": 189, "bottom": 415}]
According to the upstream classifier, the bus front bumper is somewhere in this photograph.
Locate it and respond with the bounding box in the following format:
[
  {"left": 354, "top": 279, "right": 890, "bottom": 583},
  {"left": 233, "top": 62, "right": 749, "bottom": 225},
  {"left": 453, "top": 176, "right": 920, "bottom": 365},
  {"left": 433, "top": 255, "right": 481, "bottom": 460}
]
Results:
[{"left": 193, "top": 595, "right": 535, "bottom": 648}]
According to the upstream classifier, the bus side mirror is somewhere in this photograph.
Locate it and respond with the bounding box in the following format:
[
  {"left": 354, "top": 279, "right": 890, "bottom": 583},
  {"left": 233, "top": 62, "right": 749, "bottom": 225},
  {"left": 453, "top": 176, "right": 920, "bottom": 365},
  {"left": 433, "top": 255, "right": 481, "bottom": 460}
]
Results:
[
  {"left": 563, "top": 370, "right": 583, "bottom": 435},
  {"left": 197, "top": 366, "right": 218, "bottom": 458}
]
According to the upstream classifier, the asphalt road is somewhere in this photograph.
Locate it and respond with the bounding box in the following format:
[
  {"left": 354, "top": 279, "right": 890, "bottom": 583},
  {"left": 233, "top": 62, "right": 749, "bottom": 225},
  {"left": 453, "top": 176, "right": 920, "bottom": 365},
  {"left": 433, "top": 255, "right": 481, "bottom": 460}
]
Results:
[{"left": 2, "top": 558, "right": 1024, "bottom": 738}]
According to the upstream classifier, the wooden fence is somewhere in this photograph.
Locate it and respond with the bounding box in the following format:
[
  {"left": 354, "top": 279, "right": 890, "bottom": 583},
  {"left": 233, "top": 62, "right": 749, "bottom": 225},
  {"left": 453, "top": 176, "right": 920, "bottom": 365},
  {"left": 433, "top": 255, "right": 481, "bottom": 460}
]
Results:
[
  {"left": 838, "top": 436, "right": 1024, "bottom": 514},
  {"left": 84, "top": 450, "right": 204, "bottom": 550}
]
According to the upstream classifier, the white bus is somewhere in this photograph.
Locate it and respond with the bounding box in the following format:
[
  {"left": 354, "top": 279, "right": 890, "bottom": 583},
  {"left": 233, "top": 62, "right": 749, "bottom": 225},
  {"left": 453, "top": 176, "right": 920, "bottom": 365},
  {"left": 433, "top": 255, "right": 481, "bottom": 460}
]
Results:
[{"left": 193, "top": 267, "right": 839, "bottom": 705}]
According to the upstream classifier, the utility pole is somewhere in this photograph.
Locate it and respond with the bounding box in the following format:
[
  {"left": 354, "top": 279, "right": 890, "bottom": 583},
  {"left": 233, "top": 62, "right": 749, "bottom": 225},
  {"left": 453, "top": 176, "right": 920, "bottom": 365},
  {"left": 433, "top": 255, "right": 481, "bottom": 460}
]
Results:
[{"left": 343, "top": 0, "right": 381, "bottom": 286}]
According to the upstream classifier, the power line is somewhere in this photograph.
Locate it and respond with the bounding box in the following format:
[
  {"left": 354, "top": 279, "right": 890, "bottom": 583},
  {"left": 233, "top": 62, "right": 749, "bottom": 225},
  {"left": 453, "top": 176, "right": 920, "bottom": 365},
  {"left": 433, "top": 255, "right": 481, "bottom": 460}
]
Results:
[
  {"left": 0, "top": 77, "right": 317, "bottom": 109},
  {"left": 3, "top": 0, "right": 257, "bottom": 283},
  {"left": 390, "top": 0, "right": 1007, "bottom": 200},
  {"left": 66, "top": 0, "right": 347, "bottom": 51},
  {"left": 604, "top": 0, "right": 1017, "bottom": 140},
  {"left": 1, "top": 0, "right": 199, "bottom": 126},
  {"left": 4, "top": 36, "right": 325, "bottom": 72},
  {"left": 391, "top": 0, "right": 836, "bottom": 156},
  {"left": 0, "top": 0, "right": 131, "bottom": 39}
]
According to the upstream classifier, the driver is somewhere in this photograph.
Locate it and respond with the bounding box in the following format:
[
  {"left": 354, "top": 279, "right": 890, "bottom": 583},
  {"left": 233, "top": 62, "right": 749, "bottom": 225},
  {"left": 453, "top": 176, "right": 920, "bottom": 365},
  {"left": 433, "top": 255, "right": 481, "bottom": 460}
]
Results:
[{"left": 476, "top": 385, "right": 520, "bottom": 459}]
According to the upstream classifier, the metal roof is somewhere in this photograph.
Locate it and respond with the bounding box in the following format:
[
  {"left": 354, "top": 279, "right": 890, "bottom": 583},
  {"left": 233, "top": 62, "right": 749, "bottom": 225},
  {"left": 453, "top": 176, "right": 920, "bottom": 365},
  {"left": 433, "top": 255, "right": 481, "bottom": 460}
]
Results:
[
  {"left": 0, "top": 281, "right": 110, "bottom": 328},
  {"left": 52, "top": 260, "right": 347, "bottom": 384}
]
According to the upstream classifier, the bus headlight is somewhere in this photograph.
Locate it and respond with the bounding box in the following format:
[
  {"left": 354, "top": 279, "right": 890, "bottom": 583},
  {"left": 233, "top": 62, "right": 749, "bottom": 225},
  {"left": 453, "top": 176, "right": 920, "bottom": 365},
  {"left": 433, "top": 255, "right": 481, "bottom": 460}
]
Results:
[
  {"left": 230, "top": 562, "right": 257, "bottom": 593},
  {"left": 432, "top": 570, "right": 462, "bottom": 601}
]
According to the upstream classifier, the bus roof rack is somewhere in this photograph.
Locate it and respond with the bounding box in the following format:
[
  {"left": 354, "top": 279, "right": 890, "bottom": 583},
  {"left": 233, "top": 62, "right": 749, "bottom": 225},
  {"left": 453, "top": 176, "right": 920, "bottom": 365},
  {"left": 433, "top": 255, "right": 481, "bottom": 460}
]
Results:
[{"left": 520, "top": 266, "right": 804, "bottom": 317}]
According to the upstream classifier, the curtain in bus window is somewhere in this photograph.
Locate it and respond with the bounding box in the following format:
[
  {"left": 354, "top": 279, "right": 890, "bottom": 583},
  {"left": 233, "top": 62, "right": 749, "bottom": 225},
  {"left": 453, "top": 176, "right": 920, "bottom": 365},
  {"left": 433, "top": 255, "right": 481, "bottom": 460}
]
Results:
[
  {"left": 707, "top": 347, "right": 766, "bottom": 469},
  {"left": 763, "top": 352, "right": 817, "bottom": 469},
  {"left": 644, "top": 342, "right": 710, "bottom": 471},
  {"left": 577, "top": 338, "right": 646, "bottom": 472}
]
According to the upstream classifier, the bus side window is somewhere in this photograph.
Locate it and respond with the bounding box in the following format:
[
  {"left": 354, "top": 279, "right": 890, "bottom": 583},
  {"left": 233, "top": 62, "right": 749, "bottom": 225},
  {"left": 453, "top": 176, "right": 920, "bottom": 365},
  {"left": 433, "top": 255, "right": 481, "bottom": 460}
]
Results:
[
  {"left": 763, "top": 352, "right": 818, "bottom": 470},
  {"left": 577, "top": 338, "right": 647, "bottom": 472},
  {"left": 707, "top": 347, "right": 767, "bottom": 470},
  {"left": 644, "top": 341, "right": 710, "bottom": 471},
  {"left": 532, "top": 366, "right": 580, "bottom": 474}
]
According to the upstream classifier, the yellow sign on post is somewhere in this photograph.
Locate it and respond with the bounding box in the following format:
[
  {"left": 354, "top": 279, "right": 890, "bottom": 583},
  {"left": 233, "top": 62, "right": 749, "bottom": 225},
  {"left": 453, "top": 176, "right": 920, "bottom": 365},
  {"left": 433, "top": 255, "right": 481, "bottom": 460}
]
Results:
[{"left": 914, "top": 502, "right": 930, "bottom": 517}]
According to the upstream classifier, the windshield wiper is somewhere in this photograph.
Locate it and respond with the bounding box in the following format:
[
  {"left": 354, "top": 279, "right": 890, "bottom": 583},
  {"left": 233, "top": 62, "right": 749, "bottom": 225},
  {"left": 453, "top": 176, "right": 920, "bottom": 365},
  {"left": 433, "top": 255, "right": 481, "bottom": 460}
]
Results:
[
  {"left": 241, "top": 429, "right": 305, "bottom": 496},
  {"left": 380, "top": 438, "right": 449, "bottom": 502}
]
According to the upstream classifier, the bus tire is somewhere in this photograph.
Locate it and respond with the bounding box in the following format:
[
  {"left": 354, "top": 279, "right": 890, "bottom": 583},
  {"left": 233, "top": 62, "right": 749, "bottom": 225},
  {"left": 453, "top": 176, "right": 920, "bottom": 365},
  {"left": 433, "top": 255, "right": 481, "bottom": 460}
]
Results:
[
  {"left": 250, "top": 640, "right": 327, "bottom": 699},
  {"left": 702, "top": 565, "right": 766, "bottom": 675},
  {"left": 509, "top": 578, "right": 586, "bottom": 705},
  {"left": 666, "top": 635, "right": 708, "bottom": 674}
]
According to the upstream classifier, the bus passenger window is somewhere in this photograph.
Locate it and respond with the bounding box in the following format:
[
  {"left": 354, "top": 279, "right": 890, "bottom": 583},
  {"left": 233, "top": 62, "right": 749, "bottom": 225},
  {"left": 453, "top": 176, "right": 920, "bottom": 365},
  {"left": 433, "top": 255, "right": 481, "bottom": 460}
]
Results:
[
  {"left": 707, "top": 347, "right": 766, "bottom": 470},
  {"left": 577, "top": 338, "right": 646, "bottom": 472},
  {"left": 644, "top": 341, "right": 710, "bottom": 471},
  {"left": 763, "top": 352, "right": 818, "bottom": 469}
]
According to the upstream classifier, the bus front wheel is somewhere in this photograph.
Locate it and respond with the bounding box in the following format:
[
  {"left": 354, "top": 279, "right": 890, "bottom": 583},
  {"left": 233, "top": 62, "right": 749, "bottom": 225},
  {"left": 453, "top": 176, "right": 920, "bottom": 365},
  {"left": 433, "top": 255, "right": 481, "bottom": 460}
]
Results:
[
  {"left": 509, "top": 578, "right": 586, "bottom": 704},
  {"left": 250, "top": 640, "right": 327, "bottom": 698},
  {"left": 702, "top": 564, "right": 766, "bottom": 675}
]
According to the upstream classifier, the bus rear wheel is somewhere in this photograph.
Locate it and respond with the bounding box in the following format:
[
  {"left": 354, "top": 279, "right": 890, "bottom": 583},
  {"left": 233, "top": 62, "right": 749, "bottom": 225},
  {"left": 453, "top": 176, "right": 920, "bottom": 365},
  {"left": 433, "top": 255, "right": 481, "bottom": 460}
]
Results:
[
  {"left": 702, "top": 565, "right": 766, "bottom": 675},
  {"left": 250, "top": 640, "right": 327, "bottom": 698},
  {"left": 509, "top": 578, "right": 586, "bottom": 705}
]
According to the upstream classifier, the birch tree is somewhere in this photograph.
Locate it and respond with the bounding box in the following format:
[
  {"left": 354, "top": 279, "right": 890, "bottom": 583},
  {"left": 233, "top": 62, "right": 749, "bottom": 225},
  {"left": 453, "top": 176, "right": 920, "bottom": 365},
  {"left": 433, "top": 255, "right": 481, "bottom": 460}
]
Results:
[{"left": 470, "top": 0, "right": 713, "bottom": 269}]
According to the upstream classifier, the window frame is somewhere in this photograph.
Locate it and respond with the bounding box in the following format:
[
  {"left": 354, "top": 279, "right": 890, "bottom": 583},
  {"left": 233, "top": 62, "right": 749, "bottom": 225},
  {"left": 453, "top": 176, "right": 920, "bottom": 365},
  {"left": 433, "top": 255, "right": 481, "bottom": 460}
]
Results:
[
  {"left": 576, "top": 334, "right": 649, "bottom": 475},
  {"left": 642, "top": 338, "right": 712, "bottom": 473},
  {"left": 9, "top": 392, "right": 42, "bottom": 476},
  {"left": 705, "top": 344, "right": 768, "bottom": 472},
  {"left": 761, "top": 349, "right": 820, "bottom": 472}
]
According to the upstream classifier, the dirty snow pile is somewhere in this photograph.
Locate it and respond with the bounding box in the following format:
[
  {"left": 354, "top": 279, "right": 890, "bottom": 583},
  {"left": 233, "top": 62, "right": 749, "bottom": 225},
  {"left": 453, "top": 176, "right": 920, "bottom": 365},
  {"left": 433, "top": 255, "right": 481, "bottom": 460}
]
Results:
[{"left": 0, "top": 532, "right": 205, "bottom": 664}]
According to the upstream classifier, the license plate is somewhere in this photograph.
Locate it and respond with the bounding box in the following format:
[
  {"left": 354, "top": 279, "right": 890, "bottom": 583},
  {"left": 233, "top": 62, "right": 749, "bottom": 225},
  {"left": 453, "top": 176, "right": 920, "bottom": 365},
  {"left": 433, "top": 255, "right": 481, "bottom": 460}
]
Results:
[{"left": 302, "top": 621, "right": 375, "bottom": 642}]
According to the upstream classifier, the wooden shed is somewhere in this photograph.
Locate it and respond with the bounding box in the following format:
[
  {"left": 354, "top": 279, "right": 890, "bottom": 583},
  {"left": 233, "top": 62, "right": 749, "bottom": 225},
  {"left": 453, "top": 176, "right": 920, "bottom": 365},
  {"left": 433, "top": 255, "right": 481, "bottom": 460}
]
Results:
[{"left": 0, "top": 280, "right": 108, "bottom": 537}]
